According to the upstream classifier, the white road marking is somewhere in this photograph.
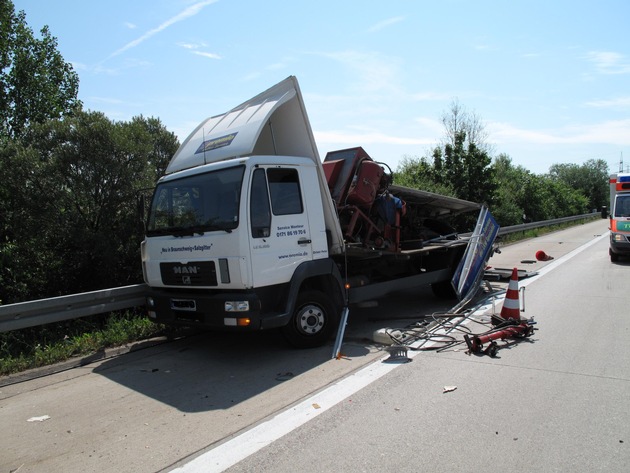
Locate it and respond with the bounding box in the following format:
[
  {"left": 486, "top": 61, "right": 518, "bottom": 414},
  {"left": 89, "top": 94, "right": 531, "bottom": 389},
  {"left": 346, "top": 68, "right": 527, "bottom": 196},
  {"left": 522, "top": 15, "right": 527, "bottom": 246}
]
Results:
[
  {"left": 517, "top": 231, "right": 609, "bottom": 288},
  {"left": 170, "top": 231, "right": 609, "bottom": 472},
  {"left": 170, "top": 352, "right": 410, "bottom": 472}
]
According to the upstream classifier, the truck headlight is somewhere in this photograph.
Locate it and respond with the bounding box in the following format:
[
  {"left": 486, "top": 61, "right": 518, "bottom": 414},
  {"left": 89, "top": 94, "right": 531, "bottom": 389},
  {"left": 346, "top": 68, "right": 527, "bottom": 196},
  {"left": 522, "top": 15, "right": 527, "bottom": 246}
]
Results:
[{"left": 225, "top": 301, "right": 249, "bottom": 312}]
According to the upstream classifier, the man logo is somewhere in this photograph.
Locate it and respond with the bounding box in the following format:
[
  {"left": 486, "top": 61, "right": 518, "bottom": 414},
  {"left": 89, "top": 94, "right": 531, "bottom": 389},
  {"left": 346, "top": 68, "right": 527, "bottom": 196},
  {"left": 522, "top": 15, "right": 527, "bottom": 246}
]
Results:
[
  {"left": 182, "top": 276, "right": 191, "bottom": 285},
  {"left": 173, "top": 265, "right": 200, "bottom": 275}
]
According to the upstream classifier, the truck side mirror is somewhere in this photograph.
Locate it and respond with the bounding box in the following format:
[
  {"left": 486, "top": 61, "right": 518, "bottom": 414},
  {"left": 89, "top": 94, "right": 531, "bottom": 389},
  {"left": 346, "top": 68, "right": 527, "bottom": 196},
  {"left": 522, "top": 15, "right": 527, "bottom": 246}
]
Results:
[{"left": 601, "top": 206, "right": 608, "bottom": 219}]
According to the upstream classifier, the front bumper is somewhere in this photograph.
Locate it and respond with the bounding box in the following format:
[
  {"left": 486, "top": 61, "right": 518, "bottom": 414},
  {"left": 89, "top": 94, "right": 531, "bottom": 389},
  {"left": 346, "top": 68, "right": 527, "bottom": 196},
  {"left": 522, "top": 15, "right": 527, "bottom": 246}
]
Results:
[
  {"left": 145, "top": 288, "right": 263, "bottom": 330},
  {"left": 610, "top": 233, "right": 630, "bottom": 255}
]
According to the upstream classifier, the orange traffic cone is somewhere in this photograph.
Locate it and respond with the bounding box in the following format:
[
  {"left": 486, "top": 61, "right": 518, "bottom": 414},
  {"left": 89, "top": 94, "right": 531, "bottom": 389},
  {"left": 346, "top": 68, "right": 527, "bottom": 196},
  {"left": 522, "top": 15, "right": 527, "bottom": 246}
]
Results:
[
  {"left": 500, "top": 267, "right": 521, "bottom": 321},
  {"left": 535, "top": 250, "right": 554, "bottom": 261}
]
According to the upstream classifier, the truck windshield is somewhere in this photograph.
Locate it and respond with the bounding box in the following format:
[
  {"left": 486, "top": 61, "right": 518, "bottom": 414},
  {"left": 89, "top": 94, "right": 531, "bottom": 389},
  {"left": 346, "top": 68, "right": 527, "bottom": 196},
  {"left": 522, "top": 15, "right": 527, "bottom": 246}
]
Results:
[
  {"left": 146, "top": 165, "right": 245, "bottom": 237},
  {"left": 614, "top": 195, "right": 630, "bottom": 218}
]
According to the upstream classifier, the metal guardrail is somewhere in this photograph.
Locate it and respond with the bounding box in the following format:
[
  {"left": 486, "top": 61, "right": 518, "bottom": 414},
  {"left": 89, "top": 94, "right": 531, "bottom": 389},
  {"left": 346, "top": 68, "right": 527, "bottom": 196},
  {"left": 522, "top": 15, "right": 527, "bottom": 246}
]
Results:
[
  {"left": 0, "top": 212, "right": 600, "bottom": 333},
  {"left": 495, "top": 212, "right": 599, "bottom": 237},
  {"left": 0, "top": 284, "right": 148, "bottom": 333}
]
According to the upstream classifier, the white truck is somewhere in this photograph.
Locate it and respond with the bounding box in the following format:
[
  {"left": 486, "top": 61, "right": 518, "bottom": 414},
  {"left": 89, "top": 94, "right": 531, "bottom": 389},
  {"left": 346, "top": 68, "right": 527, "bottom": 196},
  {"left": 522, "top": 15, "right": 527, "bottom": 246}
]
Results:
[
  {"left": 141, "top": 76, "right": 480, "bottom": 347},
  {"left": 609, "top": 172, "right": 630, "bottom": 262}
]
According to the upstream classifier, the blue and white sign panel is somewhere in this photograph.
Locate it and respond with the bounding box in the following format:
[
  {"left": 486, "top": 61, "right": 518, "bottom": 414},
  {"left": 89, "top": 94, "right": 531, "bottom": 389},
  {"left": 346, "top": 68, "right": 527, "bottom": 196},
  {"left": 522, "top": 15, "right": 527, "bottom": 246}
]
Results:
[{"left": 451, "top": 206, "right": 500, "bottom": 301}]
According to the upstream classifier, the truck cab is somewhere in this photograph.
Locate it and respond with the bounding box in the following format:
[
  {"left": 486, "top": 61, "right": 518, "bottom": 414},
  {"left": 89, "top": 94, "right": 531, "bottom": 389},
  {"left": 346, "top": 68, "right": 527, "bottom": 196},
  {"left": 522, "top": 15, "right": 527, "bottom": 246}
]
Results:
[
  {"left": 141, "top": 76, "right": 481, "bottom": 348},
  {"left": 141, "top": 77, "right": 347, "bottom": 347}
]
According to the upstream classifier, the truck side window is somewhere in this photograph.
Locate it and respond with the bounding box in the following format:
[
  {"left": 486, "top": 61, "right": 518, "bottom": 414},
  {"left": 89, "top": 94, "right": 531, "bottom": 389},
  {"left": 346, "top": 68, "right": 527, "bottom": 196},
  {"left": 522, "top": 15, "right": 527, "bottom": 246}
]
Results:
[
  {"left": 250, "top": 168, "right": 271, "bottom": 238},
  {"left": 268, "top": 168, "right": 303, "bottom": 215}
]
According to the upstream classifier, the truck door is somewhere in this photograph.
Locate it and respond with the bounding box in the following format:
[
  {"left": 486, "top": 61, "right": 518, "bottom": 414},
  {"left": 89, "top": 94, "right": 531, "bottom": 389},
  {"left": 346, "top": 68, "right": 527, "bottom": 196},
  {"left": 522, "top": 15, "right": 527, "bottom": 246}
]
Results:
[{"left": 248, "top": 166, "right": 313, "bottom": 288}]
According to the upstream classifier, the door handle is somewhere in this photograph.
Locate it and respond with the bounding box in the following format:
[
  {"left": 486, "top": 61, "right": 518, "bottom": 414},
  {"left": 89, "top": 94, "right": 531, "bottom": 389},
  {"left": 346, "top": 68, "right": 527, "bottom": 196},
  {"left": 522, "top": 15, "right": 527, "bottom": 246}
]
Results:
[{"left": 298, "top": 239, "right": 312, "bottom": 245}]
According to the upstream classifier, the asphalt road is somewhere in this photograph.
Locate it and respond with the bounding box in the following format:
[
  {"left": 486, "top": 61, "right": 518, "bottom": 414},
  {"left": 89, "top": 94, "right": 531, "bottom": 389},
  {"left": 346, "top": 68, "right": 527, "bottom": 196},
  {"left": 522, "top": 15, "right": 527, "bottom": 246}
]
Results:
[
  {"left": 218, "top": 218, "right": 630, "bottom": 473},
  {"left": 2, "top": 219, "right": 627, "bottom": 473}
]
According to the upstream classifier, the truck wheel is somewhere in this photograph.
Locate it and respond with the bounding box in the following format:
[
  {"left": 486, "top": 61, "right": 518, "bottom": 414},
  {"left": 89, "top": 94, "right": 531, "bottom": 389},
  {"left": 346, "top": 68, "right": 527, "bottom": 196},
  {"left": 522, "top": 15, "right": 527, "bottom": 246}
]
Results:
[{"left": 282, "top": 290, "right": 339, "bottom": 348}]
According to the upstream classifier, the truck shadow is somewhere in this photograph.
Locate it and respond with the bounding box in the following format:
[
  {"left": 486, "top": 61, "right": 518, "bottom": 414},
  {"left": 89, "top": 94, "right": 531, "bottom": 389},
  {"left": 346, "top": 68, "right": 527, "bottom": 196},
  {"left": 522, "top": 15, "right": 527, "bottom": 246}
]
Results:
[
  {"left": 93, "top": 286, "right": 455, "bottom": 413},
  {"left": 93, "top": 329, "right": 336, "bottom": 413}
]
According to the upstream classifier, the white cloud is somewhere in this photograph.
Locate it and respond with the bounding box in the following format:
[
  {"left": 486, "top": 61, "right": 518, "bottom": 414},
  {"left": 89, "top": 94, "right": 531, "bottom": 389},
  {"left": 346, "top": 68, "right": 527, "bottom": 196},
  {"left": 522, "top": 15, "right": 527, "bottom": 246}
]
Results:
[
  {"left": 75, "top": 58, "right": 150, "bottom": 76},
  {"left": 241, "top": 72, "right": 262, "bottom": 82},
  {"left": 85, "top": 96, "right": 126, "bottom": 105},
  {"left": 177, "top": 41, "right": 208, "bottom": 50},
  {"left": 124, "top": 22, "right": 137, "bottom": 29},
  {"left": 489, "top": 119, "right": 630, "bottom": 145},
  {"left": 107, "top": 0, "right": 218, "bottom": 59},
  {"left": 367, "top": 16, "right": 405, "bottom": 33},
  {"left": 585, "top": 97, "right": 630, "bottom": 109},
  {"left": 316, "top": 50, "right": 402, "bottom": 94},
  {"left": 570, "top": 120, "right": 630, "bottom": 144},
  {"left": 585, "top": 51, "right": 630, "bottom": 74},
  {"left": 266, "top": 59, "right": 292, "bottom": 71},
  {"left": 315, "top": 129, "right": 432, "bottom": 146},
  {"left": 413, "top": 117, "right": 444, "bottom": 135},
  {"left": 177, "top": 41, "right": 220, "bottom": 59},
  {"left": 410, "top": 91, "right": 451, "bottom": 101},
  {"left": 191, "top": 51, "right": 221, "bottom": 59}
]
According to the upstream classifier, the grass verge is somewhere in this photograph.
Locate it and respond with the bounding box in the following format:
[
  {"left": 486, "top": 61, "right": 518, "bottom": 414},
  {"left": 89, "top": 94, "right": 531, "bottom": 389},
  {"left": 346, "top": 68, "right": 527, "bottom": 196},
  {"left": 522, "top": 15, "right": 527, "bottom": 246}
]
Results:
[{"left": 0, "top": 309, "right": 167, "bottom": 377}]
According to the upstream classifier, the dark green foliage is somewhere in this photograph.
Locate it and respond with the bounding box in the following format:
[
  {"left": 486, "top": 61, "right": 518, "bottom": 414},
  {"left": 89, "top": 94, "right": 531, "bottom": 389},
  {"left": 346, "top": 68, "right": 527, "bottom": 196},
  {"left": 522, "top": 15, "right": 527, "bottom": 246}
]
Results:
[
  {"left": 0, "top": 1, "right": 81, "bottom": 140},
  {"left": 394, "top": 155, "right": 456, "bottom": 196},
  {"left": 0, "top": 310, "right": 167, "bottom": 376},
  {"left": 0, "top": 111, "right": 179, "bottom": 303},
  {"left": 548, "top": 159, "right": 610, "bottom": 211},
  {"left": 433, "top": 131, "right": 496, "bottom": 207},
  {"left": 396, "top": 150, "right": 594, "bottom": 228},
  {"left": 395, "top": 127, "right": 496, "bottom": 231},
  {"left": 491, "top": 154, "right": 527, "bottom": 225}
]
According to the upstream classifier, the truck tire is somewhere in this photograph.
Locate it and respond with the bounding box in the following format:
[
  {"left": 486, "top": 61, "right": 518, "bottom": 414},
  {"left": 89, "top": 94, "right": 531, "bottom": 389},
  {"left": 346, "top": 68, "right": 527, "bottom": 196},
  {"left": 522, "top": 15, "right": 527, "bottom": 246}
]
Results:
[{"left": 282, "top": 290, "right": 340, "bottom": 348}]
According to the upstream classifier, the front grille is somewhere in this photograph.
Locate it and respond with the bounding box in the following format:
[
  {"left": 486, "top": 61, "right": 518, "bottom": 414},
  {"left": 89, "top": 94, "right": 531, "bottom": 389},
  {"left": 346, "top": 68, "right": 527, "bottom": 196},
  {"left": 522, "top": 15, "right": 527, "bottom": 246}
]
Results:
[{"left": 160, "top": 261, "right": 217, "bottom": 286}]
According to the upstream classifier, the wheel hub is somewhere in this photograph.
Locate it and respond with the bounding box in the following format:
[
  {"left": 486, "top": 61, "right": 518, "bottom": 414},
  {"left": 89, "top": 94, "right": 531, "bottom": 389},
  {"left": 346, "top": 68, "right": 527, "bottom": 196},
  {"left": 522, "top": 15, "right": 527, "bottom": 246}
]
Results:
[{"left": 297, "top": 305, "right": 324, "bottom": 334}]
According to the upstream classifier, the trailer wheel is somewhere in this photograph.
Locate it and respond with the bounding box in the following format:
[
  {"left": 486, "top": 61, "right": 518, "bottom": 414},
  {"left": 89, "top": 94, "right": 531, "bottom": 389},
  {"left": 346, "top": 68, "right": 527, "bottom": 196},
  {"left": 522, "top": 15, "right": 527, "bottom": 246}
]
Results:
[{"left": 282, "top": 290, "right": 339, "bottom": 348}]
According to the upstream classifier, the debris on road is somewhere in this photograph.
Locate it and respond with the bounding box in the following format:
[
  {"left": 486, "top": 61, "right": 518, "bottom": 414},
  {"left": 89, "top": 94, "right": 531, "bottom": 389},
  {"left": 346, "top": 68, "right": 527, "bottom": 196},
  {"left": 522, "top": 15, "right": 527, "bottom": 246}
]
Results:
[
  {"left": 27, "top": 415, "right": 50, "bottom": 422},
  {"left": 275, "top": 372, "right": 294, "bottom": 381},
  {"left": 382, "top": 345, "right": 411, "bottom": 363},
  {"left": 535, "top": 250, "right": 554, "bottom": 261}
]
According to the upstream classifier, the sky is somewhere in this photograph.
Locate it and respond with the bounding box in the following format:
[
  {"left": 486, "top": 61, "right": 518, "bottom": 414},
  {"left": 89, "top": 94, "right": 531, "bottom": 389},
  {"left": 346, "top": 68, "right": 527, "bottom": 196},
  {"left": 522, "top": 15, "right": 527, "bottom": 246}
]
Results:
[{"left": 13, "top": 0, "right": 630, "bottom": 175}]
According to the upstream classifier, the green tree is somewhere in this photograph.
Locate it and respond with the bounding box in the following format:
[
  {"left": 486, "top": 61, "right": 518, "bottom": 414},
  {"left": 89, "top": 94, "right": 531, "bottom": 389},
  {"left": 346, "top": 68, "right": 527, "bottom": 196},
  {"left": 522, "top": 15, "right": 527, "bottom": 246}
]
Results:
[
  {"left": 548, "top": 159, "right": 609, "bottom": 211},
  {"left": 433, "top": 101, "right": 496, "bottom": 205},
  {"left": 437, "top": 130, "right": 496, "bottom": 206},
  {"left": 491, "top": 154, "right": 528, "bottom": 225},
  {"left": 394, "top": 154, "right": 455, "bottom": 196},
  {"left": 396, "top": 101, "right": 496, "bottom": 208},
  {"left": 491, "top": 154, "right": 589, "bottom": 226},
  {"left": 0, "top": 112, "right": 179, "bottom": 303},
  {"left": 0, "top": 140, "right": 51, "bottom": 302},
  {"left": 0, "top": 0, "right": 80, "bottom": 140}
]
